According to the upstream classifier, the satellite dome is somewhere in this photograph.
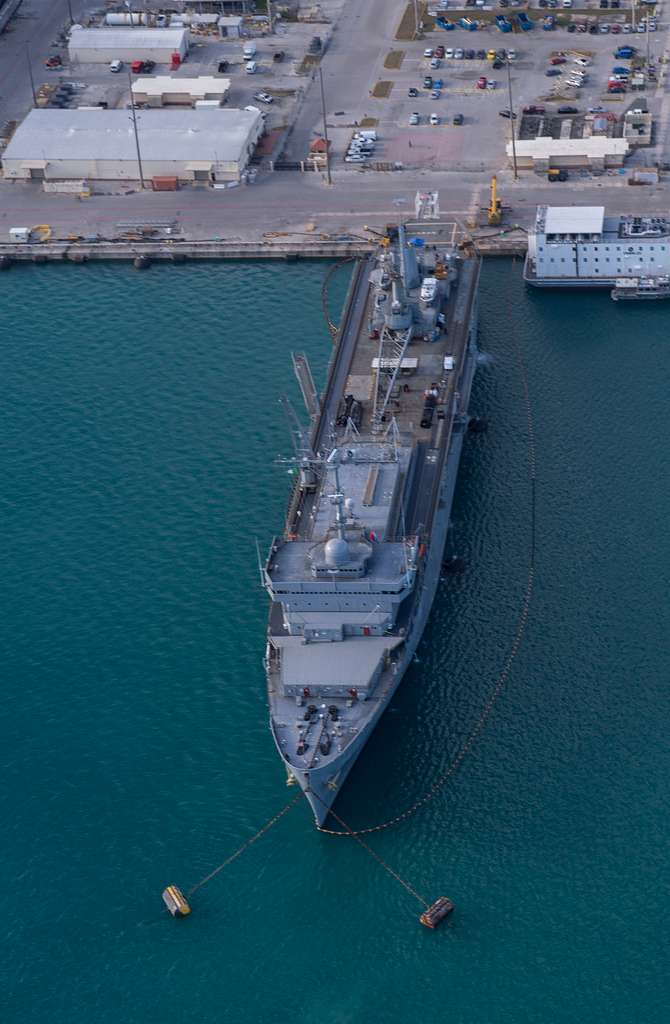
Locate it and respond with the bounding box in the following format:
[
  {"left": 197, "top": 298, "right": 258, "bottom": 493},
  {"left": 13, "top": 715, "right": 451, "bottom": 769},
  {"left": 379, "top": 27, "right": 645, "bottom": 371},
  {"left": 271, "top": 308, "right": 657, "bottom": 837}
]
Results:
[{"left": 324, "top": 537, "right": 349, "bottom": 567}]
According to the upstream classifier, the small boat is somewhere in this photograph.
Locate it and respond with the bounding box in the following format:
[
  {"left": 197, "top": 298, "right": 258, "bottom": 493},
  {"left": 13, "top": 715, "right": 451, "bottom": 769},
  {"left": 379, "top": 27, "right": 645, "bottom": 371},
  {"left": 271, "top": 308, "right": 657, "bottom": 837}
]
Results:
[{"left": 611, "top": 275, "right": 670, "bottom": 301}]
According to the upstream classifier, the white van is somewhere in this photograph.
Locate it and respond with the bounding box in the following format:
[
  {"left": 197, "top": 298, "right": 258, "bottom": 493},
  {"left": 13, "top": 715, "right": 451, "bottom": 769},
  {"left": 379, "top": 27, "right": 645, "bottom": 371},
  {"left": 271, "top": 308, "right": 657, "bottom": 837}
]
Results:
[
  {"left": 354, "top": 129, "right": 377, "bottom": 142},
  {"left": 109, "top": 59, "right": 123, "bottom": 73},
  {"left": 242, "top": 42, "right": 257, "bottom": 60},
  {"left": 245, "top": 60, "right": 257, "bottom": 74}
]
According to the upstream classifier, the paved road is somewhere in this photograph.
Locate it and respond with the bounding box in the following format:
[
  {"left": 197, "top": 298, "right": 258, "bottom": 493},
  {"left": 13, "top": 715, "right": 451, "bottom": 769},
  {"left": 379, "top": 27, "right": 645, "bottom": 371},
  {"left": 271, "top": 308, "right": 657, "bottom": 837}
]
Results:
[
  {"left": 0, "top": 0, "right": 90, "bottom": 123},
  {"left": 2, "top": 165, "right": 668, "bottom": 242}
]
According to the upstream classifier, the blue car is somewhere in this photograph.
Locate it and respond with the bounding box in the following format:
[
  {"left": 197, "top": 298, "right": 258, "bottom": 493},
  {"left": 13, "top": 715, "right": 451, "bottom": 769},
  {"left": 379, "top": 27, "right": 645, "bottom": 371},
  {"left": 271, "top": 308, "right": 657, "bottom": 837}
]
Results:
[
  {"left": 612, "top": 65, "right": 630, "bottom": 75},
  {"left": 615, "top": 46, "right": 635, "bottom": 58},
  {"left": 433, "top": 78, "right": 443, "bottom": 89}
]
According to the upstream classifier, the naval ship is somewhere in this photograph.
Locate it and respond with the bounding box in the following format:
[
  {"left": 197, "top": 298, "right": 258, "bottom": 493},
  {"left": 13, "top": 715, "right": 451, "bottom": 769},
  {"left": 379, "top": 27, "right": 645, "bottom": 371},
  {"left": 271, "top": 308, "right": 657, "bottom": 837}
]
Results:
[{"left": 261, "top": 226, "right": 480, "bottom": 825}]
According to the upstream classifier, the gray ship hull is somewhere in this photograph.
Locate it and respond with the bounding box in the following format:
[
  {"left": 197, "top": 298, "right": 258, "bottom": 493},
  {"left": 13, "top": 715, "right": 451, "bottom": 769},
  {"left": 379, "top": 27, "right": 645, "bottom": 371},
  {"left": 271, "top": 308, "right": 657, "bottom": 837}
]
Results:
[{"left": 264, "top": 235, "right": 480, "bottom": 827}]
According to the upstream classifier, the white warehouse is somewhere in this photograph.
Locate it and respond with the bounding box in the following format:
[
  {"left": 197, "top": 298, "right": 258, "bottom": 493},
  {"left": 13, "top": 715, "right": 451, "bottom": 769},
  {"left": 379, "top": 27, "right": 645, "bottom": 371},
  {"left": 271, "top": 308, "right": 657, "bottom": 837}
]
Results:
[
  {"left": 68, "top": 27, "right": 190, "bottom": 64},
  {"left": 131, "top": 76, "right": 231, "bottom": 108},
  {"left": 1, "top": 108, "right": 263, "bottom": 184}
]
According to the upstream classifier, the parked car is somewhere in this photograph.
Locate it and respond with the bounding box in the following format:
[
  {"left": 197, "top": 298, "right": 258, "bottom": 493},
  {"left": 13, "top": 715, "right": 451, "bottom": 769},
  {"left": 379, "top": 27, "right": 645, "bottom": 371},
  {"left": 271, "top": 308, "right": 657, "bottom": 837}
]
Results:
[
  {"left": 424, "top": 48, "right": 434, "bottom": 58},
  {"left": 433, "top": 78, "right": 444, "bottom": 89},
  {"left": 499, "top": 109, "right": 517, "bottom": 118},
  {"left": 272, "top": 51, "right": 285, "bottom": 63},
  {"left": 253, "top": 92, "right": 274, "bottom": 104},
  {"left": 465, "top": 49, "right": 476, "bottom": 59},
  {"left": 615, "top": 46, "right": 635, "bottom": 57},
  {"left": 551, "top": 56, "right": 567, "bottom": 65},
  {"left": 523, "top": 105, "right": 546, "bottom": 114},
  {"left": 423, "top": 76, "right": 433, "bottom": 88},
  {"left": 430, "top": 58, "right": 441, "bottom": 68},
  {"left": 545, "top": 68, "right": 562, "bottom": 76},
  {"left": 44, "top": 55, "right": 62, "bottom": 68},
  {"left": 507, "top": 50, "right": 517, "bottom": 61},
  {"left": 445, "top": 48, "right": 454, "bottom": 58},
  {"left": 454, "top": 48, "right": 464, "bottom": 59},
  {"left": 558, "top": 105, "right": 579, "bottom": 113},
  {"left": 612, "top": 66, "right": 630, "bottom": 74},
  {"left": 430, "top": 113, "right": 440, "bottom": 125},
  {"left": 109, "top": 59, "right": 123, "bottom": 73},
  {"left": 218, "top": 60, "right": 229, "bottom": 73},
  {"left": 345, "top": 153, "right": 367, "bottom": 163},
  {"left": 435, "top": 45, "right": 446, "bottom": 58},
  {"left": 408, "top": 87, "right": 419, "bottom": 97},
  {"left": 409, "top": 112, "right": 420, "bottom": 125},
  {"left": 431, "top": 89, "right": 442, "bottom": 99},
  {"left": 492, "top": 59, "right": 504, "bottom": 69},
  {"left": 453, "top": 112, "right": 464, "bottom": 124},
  {"left": 611, "top": 24, "right": 621, "bottom": 34},
  {"left": 476, "top": 49, "right": 486, "bottom": 59},
  {"left": 477, "top": 75, "right": 487, "bottom": 89}
]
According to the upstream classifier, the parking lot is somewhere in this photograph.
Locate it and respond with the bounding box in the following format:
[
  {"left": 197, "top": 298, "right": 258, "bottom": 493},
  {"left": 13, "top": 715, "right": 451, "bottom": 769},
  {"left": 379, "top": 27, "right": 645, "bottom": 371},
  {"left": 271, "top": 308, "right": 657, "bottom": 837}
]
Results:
[{"left": 326, "top": 2, "right": 667, "bottom": 172}]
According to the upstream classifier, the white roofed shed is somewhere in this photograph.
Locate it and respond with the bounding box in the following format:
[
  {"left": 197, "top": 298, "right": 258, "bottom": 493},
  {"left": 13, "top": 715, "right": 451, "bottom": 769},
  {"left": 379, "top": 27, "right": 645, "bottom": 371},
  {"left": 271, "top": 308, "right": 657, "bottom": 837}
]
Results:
[
  {"left": 1, "top": 107, "right": 262, "bottom": 183},
  {"left": 68, "top": 27, "right": 190, "bottom": 64}
]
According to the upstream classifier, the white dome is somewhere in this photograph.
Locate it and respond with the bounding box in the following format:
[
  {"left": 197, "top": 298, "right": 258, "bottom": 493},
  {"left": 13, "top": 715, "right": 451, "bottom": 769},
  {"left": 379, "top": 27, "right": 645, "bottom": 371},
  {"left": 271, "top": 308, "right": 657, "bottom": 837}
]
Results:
[{"left": 324, "top": 537, "right": 349, "bottom": 567}]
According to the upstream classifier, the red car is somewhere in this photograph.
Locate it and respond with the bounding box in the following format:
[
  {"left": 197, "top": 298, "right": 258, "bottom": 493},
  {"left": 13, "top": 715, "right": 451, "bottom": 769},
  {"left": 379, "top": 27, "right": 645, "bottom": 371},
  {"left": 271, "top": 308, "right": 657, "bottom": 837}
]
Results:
[
  {"left": 477, "top": 76, "right": 487, "bottom": 89},
  {"left": 435, "top": 45, "right": 445, "bottom": 58},
  {"left": 523, "top": 105, "right": 546, "bottom": 115},
  {"left": 44, "top": 55, "right": 62, "bottom": 68},
  {"left": 550, "top": 56, "right": 566, "bottom": 65}
]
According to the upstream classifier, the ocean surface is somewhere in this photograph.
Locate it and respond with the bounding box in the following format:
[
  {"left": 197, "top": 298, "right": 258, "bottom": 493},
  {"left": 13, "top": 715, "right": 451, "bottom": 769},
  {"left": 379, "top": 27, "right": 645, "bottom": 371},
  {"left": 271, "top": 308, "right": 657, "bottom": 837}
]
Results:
[{"left": 1, "top": 258, "right": 668, "bottom": 1024}]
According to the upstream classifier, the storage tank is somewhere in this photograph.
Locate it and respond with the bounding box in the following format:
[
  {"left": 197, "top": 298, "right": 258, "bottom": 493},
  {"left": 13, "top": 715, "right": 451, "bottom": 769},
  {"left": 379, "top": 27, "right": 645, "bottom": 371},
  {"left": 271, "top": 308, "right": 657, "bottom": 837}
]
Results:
[{"left": 105, "top": 13, "right": 151, "bottom": 26}]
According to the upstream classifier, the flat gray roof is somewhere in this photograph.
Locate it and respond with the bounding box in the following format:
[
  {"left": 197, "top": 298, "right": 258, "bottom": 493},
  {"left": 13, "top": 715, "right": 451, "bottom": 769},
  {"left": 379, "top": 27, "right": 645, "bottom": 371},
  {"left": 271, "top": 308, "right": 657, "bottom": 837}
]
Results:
[
  {"left": 69, "top": 27, "right": 188, "bottom": 49},
  {"left": 544, "top": 206, "right": 605, "bottom": 235},
  {"left": 2, "top": 108, "right": 262, "bottom": 164}
]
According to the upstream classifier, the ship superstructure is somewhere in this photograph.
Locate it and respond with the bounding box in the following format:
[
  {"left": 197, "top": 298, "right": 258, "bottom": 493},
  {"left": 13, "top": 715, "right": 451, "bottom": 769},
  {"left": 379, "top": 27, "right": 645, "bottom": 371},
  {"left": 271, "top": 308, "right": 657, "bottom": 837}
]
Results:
[{"left": 262, "top": 227, "right": 480, "bottom": 824}]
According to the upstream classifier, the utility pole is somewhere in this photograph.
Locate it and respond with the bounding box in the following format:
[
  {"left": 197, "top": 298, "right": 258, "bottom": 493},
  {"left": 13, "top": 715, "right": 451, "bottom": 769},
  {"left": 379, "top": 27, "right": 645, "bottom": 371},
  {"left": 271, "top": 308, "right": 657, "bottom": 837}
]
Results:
[
  {"left": 506, "top": 58, "right": 518, "bottom": 181},
  {"left": 26, "top": 46, "right": 36, "bottom": 107},
  {"left": 66, "top": 0, "right": 74, "bottom": 26},
  {"left": 266, "top": 0, "right": 273, "bottom": 34},
  {"left": 127, "top": 70, "right": 145, "bottom": 188},
  {"left": 413, "top": 0, "right": 420, "bottom": 39},
  {"left": 631, "top": 0, "right": 637, "bottom": 32},
  {"left": 318, "top": 66, "right": 332, "bottom": 186},
  {"left": 646, "top": 14, "right": 651, "bottom": 68}
]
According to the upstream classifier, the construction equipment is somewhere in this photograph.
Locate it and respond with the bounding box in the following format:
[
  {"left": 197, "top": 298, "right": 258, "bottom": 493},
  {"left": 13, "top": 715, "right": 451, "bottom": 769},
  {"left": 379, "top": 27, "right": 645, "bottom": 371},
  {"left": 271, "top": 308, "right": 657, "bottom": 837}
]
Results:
[
  {"left": 30, "top": 224, "right": 52, "bottom": 243},
  {"left": 487, "top": 176, "right": 502, "bottom": 227}
]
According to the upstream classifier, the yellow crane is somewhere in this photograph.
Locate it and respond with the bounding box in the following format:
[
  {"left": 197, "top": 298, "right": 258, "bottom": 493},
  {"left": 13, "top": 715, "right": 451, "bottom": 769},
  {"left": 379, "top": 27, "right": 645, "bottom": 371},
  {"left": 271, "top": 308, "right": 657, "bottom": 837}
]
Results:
[{"left": 487, "top": 176, "right": 502, "bottom": 227}]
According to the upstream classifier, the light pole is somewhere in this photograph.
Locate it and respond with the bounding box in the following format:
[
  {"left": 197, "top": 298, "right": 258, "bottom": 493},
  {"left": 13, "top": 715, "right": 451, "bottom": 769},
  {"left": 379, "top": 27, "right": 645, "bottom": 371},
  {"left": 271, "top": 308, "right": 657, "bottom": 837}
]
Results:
[
  {"left": 266, "top": 0, "right": 273, "bottom": 34},
  {"left": 506, "top": 59, "right": 518, "bottom": 181},
  {"left": 413, "top": 0, "right": 420, "bottom": 39},
  {"left": 26, "top": 46, "right": 36, "bottom": 107},
  {"left": 127, "top": 70, "right": 145, "bottom": 188},
  {"left": 318, "top": 66, "right": 332, "bottom": 186},
  {"left": 66, "top": 0, "right": 74, "bottom": 25}
]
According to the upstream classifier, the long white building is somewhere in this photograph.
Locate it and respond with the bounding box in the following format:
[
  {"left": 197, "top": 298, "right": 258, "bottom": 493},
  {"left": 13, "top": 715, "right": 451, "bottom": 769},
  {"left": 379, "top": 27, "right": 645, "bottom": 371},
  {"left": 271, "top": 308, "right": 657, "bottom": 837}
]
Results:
[
  {"left": 525, "top": 206, "right": 670, "bottom": 287},
  {"left": 1, "top": 108, "right": 262, "bottom": 184},
  {"left": 68, "top": 27, "right": 190, "bottom": 64}
]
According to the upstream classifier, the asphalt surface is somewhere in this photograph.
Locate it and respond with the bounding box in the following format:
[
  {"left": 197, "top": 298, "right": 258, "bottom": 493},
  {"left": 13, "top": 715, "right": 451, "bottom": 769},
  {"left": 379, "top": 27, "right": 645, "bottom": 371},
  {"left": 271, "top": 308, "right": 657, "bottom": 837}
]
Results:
[{"left": 1, "top": 0, "right": 670, "bottom": 241}]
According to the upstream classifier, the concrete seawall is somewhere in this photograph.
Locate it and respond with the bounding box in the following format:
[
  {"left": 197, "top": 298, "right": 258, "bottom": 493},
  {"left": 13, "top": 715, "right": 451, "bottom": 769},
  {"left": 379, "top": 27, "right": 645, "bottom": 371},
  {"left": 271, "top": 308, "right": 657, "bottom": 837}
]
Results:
[{"left": 0, "top": 232, "right": 528, "bottom": 265}]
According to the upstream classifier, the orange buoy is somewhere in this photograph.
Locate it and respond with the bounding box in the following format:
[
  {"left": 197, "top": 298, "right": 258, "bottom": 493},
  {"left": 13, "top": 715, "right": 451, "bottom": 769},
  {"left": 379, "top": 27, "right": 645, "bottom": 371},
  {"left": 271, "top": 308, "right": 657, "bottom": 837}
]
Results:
[
  {"left": 162, "top": 885, "right": 191, "bottom": 918},
  {"left": 420, "top": 896, "right": 454, "bottom": 929}
]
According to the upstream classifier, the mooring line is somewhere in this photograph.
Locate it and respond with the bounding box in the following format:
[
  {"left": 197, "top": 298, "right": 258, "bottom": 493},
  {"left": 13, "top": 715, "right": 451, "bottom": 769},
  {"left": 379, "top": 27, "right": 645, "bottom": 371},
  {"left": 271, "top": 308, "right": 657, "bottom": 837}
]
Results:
[
  {"left": 310, "top": 789, "right": 428, "bottom": 908},
  {"left": 316, "top": 321, "right": 537, "bottom": 837},
  {"left": 186, "top": 793, "right": 302, "bottom": 898}
]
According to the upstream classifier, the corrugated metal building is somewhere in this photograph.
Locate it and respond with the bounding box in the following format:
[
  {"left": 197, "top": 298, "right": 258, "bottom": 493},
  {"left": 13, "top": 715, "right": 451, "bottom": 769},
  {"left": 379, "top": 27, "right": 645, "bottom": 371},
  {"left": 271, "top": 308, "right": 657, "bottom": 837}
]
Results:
[
  {"left": 507, "top": 136, "right": 629, "bottom": 171},
  {"left": 68, "top": 27, "right": 190, "bottom": 64},
  {"left": 1, "top": 108, "right": 262, "bottom": 183},
  {"left": 131, "top": 76, "right": 231, "bottom": 108}
]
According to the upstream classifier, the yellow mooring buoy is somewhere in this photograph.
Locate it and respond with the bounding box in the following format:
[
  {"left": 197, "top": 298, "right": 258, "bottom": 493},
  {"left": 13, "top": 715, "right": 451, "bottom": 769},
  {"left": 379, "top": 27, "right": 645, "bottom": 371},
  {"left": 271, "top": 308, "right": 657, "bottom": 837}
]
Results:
[{"left": 162, "top": 885, "right": 191, "bottom": 918}]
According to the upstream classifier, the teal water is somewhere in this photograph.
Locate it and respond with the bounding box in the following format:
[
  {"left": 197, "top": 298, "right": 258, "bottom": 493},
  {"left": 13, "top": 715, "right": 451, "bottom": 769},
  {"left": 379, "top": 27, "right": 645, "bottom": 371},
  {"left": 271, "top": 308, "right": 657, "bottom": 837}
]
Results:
[{"left": 1, "top": 260, "right": 668, "bottom": 1023}]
